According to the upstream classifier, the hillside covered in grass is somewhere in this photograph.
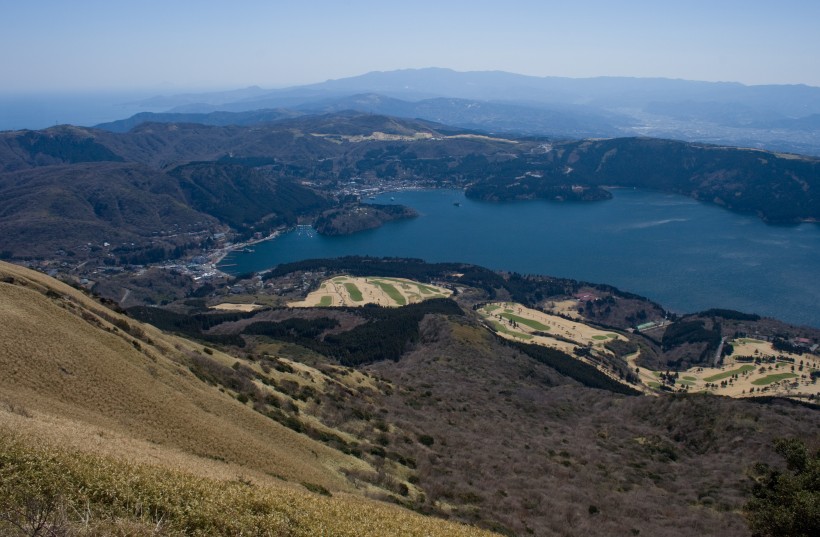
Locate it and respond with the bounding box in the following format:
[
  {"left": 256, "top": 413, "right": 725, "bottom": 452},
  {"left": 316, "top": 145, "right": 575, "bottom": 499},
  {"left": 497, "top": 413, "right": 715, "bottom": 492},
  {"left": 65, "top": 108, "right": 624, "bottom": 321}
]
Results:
[
  {"left": 0, "top": 261, "right": 496, "bottom": 537},
  {"left": 5, "top": 258, "right": 817, "bottom": 535}
]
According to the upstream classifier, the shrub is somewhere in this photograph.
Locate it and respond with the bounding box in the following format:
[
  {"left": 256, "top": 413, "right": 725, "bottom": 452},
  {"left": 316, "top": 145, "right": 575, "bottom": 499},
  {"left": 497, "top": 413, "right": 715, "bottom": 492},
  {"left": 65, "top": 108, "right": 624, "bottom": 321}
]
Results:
[
  {"left": 745, "top": 438, "right": 819, "bottom": 537},
  {"left": 418, "top": 434, "right": 435, "bottom": 447}
]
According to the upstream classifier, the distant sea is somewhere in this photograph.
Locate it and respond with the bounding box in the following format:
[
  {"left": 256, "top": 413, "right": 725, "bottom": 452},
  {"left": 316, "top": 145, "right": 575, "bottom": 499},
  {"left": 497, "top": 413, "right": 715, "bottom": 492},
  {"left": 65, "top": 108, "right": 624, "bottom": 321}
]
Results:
[
  {"left": 220, "top": 189, "right": 820, "bottom": 328},
  {"left": 0, "top": 91, "right": 166, "bottom": 131}
]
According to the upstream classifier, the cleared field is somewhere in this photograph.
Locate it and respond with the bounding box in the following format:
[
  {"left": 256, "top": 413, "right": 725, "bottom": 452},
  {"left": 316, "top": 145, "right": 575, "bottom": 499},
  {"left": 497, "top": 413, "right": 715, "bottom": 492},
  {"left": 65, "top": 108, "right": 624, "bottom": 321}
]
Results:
[
  {"left": 210, "top": 303, "right": 264, "bottom": 312},
  {"left": 371, "top": 280, "right": 406, "bottom": 306},
  {"left": 477, "top": 302, "right": 634, "bottom": 389},
  {"left": 483, "top": 300, "right": 820, "bottom": 401},
  {"left": 478, "top": 302, "right": 627, "bottom": 351},
  {"left": 289, "top": 276, "right": 451, "bottom": 308},
  {"left": 658, "top": 339, "right": 819, "bottom": 398}
]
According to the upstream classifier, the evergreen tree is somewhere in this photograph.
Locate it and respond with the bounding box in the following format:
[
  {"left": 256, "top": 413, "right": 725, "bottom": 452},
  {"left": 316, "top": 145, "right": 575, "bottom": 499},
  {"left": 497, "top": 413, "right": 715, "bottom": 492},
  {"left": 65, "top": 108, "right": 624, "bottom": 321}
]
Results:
[{"left": 745, "top": 438, "right": 820, "bottom": 537}]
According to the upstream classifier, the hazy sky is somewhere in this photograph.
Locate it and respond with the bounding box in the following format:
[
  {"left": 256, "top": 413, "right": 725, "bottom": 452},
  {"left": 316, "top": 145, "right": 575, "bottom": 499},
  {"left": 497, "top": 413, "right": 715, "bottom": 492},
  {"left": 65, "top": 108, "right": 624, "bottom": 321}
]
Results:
[{"left": 2, "top": 0, "right": 819, "bottom": 92}]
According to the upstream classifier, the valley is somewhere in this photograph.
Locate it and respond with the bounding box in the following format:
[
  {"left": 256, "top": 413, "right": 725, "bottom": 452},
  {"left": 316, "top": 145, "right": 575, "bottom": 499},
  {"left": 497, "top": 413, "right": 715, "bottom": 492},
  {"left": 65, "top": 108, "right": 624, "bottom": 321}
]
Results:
[{"left": 1, "top": 109, "right": 818, "bottom": 537}]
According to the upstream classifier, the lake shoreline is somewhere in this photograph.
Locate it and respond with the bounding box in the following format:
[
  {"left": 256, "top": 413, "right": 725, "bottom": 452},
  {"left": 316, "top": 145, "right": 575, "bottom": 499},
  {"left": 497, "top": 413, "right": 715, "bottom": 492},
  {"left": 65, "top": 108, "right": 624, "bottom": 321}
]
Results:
[{"left": 219, "top": 188, "right": 820, "bottom": 328}]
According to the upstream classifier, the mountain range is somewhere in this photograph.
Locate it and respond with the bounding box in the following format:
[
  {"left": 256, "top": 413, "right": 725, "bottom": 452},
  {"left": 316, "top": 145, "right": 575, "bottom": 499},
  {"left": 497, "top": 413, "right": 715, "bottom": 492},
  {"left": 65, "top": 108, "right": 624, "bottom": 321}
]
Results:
[
  {"left": 104, "top": 68, "right": 820, "bottom": 155},
  {"left": 1, "top": 111, "right": 817, "bottom": 262},
  {"left": 1, "top": 69, "right": 819, "bottom": 536}
]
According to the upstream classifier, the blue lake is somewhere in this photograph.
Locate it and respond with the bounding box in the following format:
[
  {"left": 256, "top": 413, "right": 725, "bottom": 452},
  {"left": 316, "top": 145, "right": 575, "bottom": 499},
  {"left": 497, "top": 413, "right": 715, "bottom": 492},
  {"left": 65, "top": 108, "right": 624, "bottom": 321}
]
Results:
[{"left": 219, "top": 189, "right": 820, "bottom": 328}]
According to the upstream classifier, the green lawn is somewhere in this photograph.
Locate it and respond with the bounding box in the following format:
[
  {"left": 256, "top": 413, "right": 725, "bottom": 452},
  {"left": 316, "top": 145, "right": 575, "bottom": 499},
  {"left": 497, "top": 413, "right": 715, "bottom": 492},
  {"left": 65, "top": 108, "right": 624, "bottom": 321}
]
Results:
[
  {"left": 751, "top": 373, "right": 798, "bottom": 386},
  {"left": 592, "top": 335, "right": 608, "bottom": 341},
  {"left": 484, "top": 304, "right": 501, "bottom": 313},
  {"left": 415, "top": 283, "right": 443, "bottom": 295},
  {"left": 683, "top": 376, "right": 697, "bottom": 381},
  {"left": 499, "top": 313, "right": 550, "bottom": 331},
  {"left": 703, "top": 365, "right": 756, "bottom": 383},
  {"left": 344, "top": 283, "right": 363, "bottom": 302},
  {"left": 372, "top": 280, "right": 406, "bottom": 306},
  {"left": 318, "top": 296, "right": 332, "bottom": 307},
  {"left": 381, "top": 278, "right": 437, "bottom": 294},
  {"left": 491, "top": 321, "right": 533, "bottom": 340}
]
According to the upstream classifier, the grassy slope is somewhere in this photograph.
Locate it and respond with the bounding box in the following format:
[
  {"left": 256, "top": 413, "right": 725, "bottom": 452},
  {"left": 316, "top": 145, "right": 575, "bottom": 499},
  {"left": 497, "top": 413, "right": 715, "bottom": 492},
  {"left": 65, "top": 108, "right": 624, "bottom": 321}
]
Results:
[{"left": 0, "top": 261, "right": 496, "bottom": 537}]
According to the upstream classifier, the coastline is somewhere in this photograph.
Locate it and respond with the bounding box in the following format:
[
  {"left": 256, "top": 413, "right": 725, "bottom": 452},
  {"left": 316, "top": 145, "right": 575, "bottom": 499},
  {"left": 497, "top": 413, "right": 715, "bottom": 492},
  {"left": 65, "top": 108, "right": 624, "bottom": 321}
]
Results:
[
  {"left": 208, "top": 186, "right": 439, "bottom": 274},
  {"left": 207, "top": 228, "right": 286, "bottom": 275}
]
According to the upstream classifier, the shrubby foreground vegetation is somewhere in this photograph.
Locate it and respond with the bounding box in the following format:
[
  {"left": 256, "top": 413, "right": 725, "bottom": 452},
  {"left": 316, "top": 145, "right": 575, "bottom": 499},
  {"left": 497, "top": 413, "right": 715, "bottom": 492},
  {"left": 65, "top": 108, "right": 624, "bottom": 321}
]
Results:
[{"left": 0, "top": 431, "right": 493, "bottom": 537}]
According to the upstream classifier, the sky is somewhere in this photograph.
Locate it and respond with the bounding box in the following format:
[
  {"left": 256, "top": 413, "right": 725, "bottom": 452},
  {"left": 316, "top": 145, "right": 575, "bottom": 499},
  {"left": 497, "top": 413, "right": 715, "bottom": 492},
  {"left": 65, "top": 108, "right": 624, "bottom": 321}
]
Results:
[{"left": 1, "top": 0, "right": 819, "bottom": 93}]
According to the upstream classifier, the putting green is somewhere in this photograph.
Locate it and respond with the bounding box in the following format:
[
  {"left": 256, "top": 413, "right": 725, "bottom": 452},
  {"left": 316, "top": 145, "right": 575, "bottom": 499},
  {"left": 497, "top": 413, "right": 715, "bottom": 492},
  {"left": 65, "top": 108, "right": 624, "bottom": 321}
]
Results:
[{"left": 318, "top": 296, "right": 332, "bottom": 307}]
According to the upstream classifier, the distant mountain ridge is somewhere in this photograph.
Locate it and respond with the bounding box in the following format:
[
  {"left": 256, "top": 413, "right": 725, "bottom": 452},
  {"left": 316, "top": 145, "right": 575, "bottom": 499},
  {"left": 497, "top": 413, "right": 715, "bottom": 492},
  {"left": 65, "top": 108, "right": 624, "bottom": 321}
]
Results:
[{"left": 119, "top": 68, "right": 820, "bottom": 155}]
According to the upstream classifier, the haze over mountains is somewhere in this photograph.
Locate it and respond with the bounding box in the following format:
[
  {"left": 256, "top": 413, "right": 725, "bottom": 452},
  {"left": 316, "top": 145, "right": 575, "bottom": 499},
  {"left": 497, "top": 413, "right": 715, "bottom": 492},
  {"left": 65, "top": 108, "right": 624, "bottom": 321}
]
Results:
[{"left": 98, "top": 68, "right": 820, "bottom": 156}]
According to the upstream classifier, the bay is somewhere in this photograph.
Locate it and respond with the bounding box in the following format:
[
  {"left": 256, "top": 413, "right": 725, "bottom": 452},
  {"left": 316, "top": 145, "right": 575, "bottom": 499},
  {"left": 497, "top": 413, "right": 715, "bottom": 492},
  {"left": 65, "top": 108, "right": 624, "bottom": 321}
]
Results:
[
  {"left": 219, "top": 189, "right": 820, "bottom": 328},
  {"left": 0, "top": 91, "right": 164, "bottom": 131}
]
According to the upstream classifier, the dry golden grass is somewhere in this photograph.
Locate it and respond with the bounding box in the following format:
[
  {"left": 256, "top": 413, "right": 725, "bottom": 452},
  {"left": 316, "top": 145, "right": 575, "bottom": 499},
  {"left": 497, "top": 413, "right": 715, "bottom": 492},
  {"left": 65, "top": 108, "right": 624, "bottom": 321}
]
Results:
[
  {"left": 0, "top": 261, "right": 500, "bottom": 535},
  {"left": 0, "top": 429, "right": 496, "bottom": 537},
  {"left": 0, "top": 269, "right": 353, "bottom": 490}
]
